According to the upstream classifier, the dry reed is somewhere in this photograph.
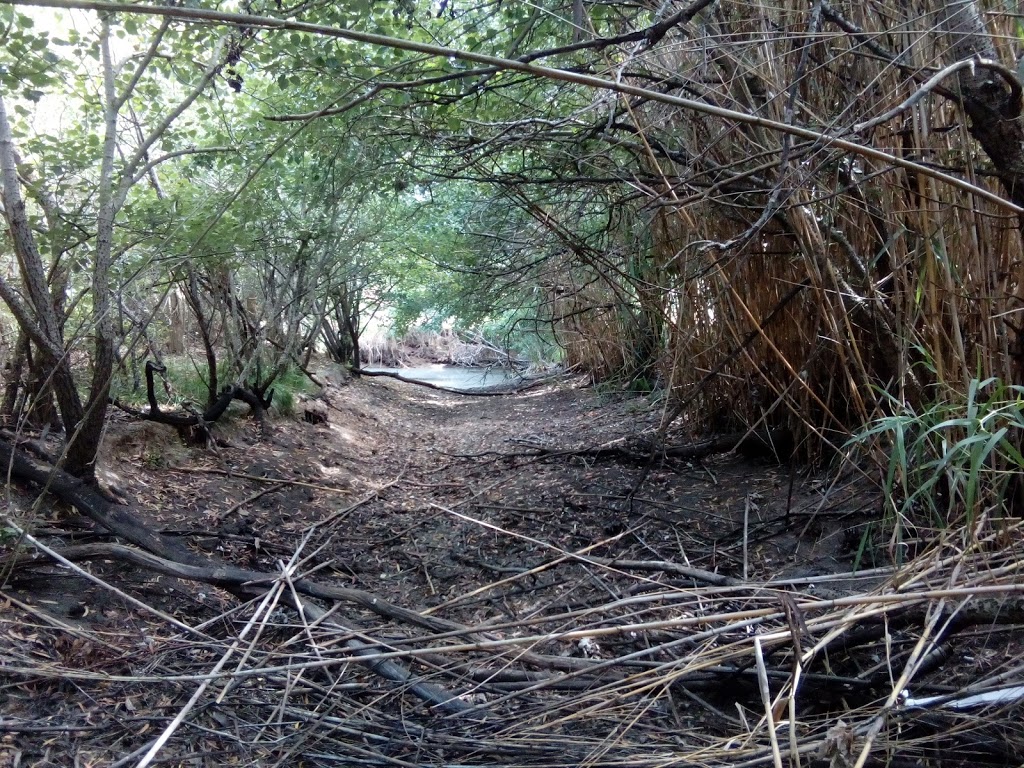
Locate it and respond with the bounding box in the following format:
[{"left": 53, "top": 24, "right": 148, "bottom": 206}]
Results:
[
  {"left": 4, "top": 510, "right": 1021, "bottom": 766},
  {"left": 545, "top": 0, "right": 1023, "bottom": 464}
]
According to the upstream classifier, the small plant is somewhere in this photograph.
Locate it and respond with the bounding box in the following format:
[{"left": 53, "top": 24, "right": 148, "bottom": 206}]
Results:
[
  {"left": 0, "top": 524, "right": 20, "bottom": 547},
  {"left": 847, "top": 378, "right": 1024, "bottom": 561},
  {"left": 274, "top": 388, "right": 296, "bottom": 418},
  {"left": 142, "top": 450, "right": 165, "bottom": 469},
  {"left": 268, "top": 366, "right": 314, "bottom": 417}
]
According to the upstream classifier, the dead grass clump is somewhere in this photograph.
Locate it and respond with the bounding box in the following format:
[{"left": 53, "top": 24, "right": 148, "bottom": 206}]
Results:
[
  {"left": 362, "top": 329, "right": 517, "bottom": 368},
  {"left": 98, "top": 420, "right": 191, "bottom": 470}
]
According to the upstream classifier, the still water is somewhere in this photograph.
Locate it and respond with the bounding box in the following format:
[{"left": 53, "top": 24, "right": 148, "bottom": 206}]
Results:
[{"left": 363, "top": 364, "right": 521, "bottom": 391}]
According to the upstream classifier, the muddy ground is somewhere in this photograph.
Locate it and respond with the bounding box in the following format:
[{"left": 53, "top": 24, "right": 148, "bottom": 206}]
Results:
[{"left": 1, "top": 371, "right": 903, "bottom": 764}]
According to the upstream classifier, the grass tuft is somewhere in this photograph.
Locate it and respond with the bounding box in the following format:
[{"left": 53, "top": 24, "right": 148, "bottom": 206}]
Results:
[{"left": 847, "top": 378, "right": 1024, "bottom": 561}]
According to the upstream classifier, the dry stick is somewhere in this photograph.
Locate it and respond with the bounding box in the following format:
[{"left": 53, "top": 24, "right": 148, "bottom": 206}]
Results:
[
  {"left": 743, "top": 495, "right": 751, "bottom": 582},
  {"left": 421, "top": 518, "right": 633, "bottom": 616},
  {"left": 7, "top": 537, "right": 486, "bottom": 713},
  {"left": 6, "top": 544, "right": 1015, "bottom": 720},
  {"left": 216, "top": 546, "right": 309, "bottom": 705},
  {"left": 788, "top": 663, "right": 803, "bottom": 768},
  {"left": 175, "top": 466, "right": 351, "bottom": 494},
  {"left": 216, "top": 481, "right": 287, "bottom": 520},
  {"left": 427, "top": 504, "right": 716, "bottom": 608},
  {"left": 2, "top": 442, "right": 479, "bottom": 716},
  {"left": 754, "top": 637, "right": 784, "bottom": 768},
  {"left": 2, "top": 519, "right": 204, "bottom": 638},
  {"left": 854, "top": 57, "right": 1021, "bottom": 134},
  {"left": 314, "top": 462, "right": 407, "bottom": 529},
  {"left": 1, "top": 591, "right": 116, "bottom": 649},
  {"left": 571, "top": 555, "right": 741, "bottom": 586},
  {"left": 457, "top": 615, "right": 779, "bottom": 722},
  {"left": 133, "top": 579, "right": 285, "bottom": 768},
  {"left": 853, "top": 546, "right": 975, "bottom": 767},
  {"left": 178, "top": 462, "right": 406, "bottom": 529},
  {"left": 289, "top": 596, "right": 484, "bottom": 721},
  {"left": 341, "top": 581, "right": 1024, "bottom": 666},
  {"left": 15, "top": 535, "right": 1024, "bottom": 667}
]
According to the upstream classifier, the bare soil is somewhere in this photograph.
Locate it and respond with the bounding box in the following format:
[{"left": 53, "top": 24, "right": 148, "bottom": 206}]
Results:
[{"left": 0, "top": 370, "right": 889, "bottom": 765}]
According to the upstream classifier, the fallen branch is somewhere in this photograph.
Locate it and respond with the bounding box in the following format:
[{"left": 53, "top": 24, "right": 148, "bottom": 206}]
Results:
[
  {"left": 352, "top": 367, "right": 556, "bottom": 396},
  {"left": 0, "top": 436, "right": 480, "bottom": 717},
  {"left": 493, "top": 428, "right": 794, "bottom": 464},
  {"left": 112, "top": 360, "right": 274, "bottom": 441}
]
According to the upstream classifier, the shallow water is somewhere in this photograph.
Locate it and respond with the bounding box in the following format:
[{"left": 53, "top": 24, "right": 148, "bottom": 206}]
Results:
[{"left": 363, "top": 364, "right": 520, "bottom": 391}]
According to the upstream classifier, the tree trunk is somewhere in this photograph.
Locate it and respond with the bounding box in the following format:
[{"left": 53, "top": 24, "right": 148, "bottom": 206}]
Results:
[
  {"left": 1, "top": 333, "right": 27, "bottom": 419},
  {"left": 338, "top": 290, "right": 362, "bottom": 369},
  {"left": 0, "top": 93, "right": 87, "bottom": 454},
  {"left": 68, "top": 18, "right": 121, "bottom": 482},
  {"left": 183, "top": 268, "right": 220, "bottom": 408},
  {"left": 167, "top": 287, "right": 186, "bottom": 354},
  {"left": 939, "top": 0, "right": 1024, "bottom": 213},
  {"left": 938, "top": 0, "right": 1024, "bottom": 383}
]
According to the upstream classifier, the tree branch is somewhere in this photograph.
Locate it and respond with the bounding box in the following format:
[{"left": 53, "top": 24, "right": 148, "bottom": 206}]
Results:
[{"left": 0, "top": 0, "right": 1016, "bottom": 212}]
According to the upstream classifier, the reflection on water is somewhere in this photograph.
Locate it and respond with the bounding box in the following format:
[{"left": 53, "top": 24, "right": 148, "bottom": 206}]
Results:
[{"left": 363, "top": 364, "right": 520, "bottom": 391}]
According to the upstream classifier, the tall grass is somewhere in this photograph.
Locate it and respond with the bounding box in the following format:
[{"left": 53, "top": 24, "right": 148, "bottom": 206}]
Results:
[{"left": 847, "top": 378, "right": 1024, "bottom": 558}]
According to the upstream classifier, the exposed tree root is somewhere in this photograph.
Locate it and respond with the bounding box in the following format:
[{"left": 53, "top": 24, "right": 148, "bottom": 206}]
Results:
[
  {"left": 112, "top": 360, "right": 273, "bottom": 442},
  {"left": 0, "top": 436, "right": 479, "bottom": 717}
]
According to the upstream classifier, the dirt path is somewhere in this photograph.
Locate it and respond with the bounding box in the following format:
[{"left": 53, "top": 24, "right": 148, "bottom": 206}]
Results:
[
  {"left": 10, "top": 373, "right": 877, "bottom": 623},
  {"left": 94, "top": 373, "right": 873, "bottom": 617},
  {"left": 0, "top": 374, "right": 883, "bottom": 765}
]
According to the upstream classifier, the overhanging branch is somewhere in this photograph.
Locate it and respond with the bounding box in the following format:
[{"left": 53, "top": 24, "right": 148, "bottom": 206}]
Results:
[{"left": 0, "top": 0, "right": 1017, "bottom": 213}]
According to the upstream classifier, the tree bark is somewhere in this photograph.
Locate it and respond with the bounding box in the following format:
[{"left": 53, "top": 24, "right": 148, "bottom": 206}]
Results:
[
  {"left": 939, "top": 0, "right": 1024, "bottom": 213},
  {"left": 167, "top": 287, "right": 186, "bottom": 354}
]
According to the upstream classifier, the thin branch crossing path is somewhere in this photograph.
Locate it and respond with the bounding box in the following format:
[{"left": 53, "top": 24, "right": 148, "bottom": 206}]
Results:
[{"left": 2, "top": 375, "right": 1022, "bottom": 765}]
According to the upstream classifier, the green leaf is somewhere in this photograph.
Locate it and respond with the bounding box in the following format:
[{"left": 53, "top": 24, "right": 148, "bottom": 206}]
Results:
[{"left": 26, "top": 71, "right": 53, "bottom": 87}]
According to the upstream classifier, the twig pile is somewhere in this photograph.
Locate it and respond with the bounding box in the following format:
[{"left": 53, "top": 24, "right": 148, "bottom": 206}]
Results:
[{"left": 3, "top": 511, "right": 1022, "bottom": 767}]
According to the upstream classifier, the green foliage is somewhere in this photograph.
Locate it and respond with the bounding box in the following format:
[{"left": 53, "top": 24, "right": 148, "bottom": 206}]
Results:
[
  {"left": 847, "top": 378, "right": 1024, "bottom": 561},
  {"left": 115, "top": 358, "right": 313, "bottom": 418},
  {"left": 113, "top": 359, "right": 225, "bottom": 412},
  {"left": 2, "top": 0, "right": 724, "bottom": 433},
  {"left": 0, "top": 9, "right": 63, "bottom": 107},
  {"left": 0, "top": 524, "right": 20, "bottom": 547},
  {"left": 268, "top": 366, "right": 316, "bottom": 418},
  {"left": 473, "top": 307, "right": 561, "bottom": 363}
]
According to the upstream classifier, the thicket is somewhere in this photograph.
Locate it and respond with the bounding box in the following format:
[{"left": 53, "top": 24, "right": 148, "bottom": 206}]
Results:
[
  {"left": 0, "top": 0, "right": 1020, "bottom": 525},
  {"left": 1, "top": 0, "right": 1024, "bottom": 763}
]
